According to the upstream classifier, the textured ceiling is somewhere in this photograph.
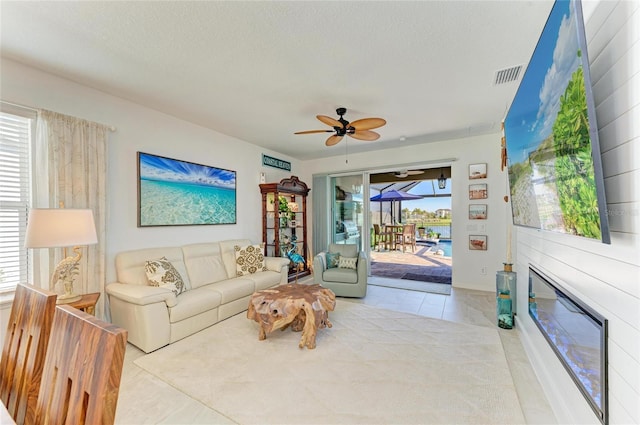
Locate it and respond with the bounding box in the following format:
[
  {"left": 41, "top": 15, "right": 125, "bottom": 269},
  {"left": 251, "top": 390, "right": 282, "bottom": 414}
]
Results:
[{"left": 0, "top": 1, "right": 554, "bottom": 160}]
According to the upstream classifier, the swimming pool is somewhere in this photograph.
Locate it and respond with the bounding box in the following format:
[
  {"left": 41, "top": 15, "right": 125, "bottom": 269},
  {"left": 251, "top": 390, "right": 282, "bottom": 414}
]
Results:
[{"left": 432, "top": 240, "right": 452, "bottom": 257}]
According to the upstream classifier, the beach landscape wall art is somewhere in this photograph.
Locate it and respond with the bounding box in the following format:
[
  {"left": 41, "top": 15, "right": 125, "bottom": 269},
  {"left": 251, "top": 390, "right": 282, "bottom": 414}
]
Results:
[
  {"left": 503, "top": 0, "right": 610, "bottom": 243},
  {"left": 137, "top": 152, "right": 236, "bottom": 226}
]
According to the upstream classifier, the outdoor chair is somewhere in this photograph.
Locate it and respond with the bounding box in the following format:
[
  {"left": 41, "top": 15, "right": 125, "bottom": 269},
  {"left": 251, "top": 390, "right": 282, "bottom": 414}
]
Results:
[
  {"left": 373, "top": 224, "right": 391, "bottom": 251},
  {"left": 313, "top": 243, "right": 367, "bottom": 297},
  {"left": 0, "top": 283, "right": 57, "bottom": 424},
  {"left": 398, "top": 224, "right": 416, "bottom": 253}
]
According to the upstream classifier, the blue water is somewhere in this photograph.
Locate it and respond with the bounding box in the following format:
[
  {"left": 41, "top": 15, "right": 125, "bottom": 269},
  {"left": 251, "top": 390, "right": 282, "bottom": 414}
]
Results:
[
  {"left": 140, "top": 179, "right": 236, "bottom": 225},
  {"left": 433, "top": 240, "right": 452, "bottom": 257}
]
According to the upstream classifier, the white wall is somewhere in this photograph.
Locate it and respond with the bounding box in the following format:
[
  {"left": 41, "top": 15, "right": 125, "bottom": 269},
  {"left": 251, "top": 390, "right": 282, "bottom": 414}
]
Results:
[
  {"left": 301, "top": 132, "right": 511, "bottom": 292},
  {"left": 516, "top": 1, "right": 640, "bottom": 424},
  {"left": 0, "top": 58, "right": 298, "bottom": 320}
]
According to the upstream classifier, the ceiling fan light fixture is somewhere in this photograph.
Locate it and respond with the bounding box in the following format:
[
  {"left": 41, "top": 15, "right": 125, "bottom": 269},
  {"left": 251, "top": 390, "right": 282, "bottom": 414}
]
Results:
[
  {"left": 295, "top": 108, "right": 386, "bottom": 147},
  {"left": 394, "top": 169, "right": 423, "bottom": 178}
]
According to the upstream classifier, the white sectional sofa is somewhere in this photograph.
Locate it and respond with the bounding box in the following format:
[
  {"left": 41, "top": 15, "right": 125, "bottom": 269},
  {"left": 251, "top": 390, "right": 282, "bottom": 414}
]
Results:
[{"left": 106, "top": 239, "right": 290, "bottom": 353}]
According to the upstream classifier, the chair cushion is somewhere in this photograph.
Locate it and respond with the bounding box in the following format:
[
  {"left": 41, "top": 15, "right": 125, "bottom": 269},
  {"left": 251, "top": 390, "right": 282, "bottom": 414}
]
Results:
[
  {"left": 182, "top": 243, "right": 228, "bottom": 288},
  {"left": 203, "top": 278, "right": 255, "bottom": 304},
  {"left": 338, "top": 256, "right": 358, "bottom": 270},
  {"left": 168, "top": 288, "right": 221, "bottom": 323},
  {"left": 234, "top": 244, "right": 267, "bottom": 276},
  {"left": 329, "top": 243, "right": 358, "bottom": 258},
  {"left": 242, "top": 270, "right": 283, "bottom": 291},
  {"left": 326, "top": 252, "right": 341, "bottom": 269},
  {"left": 145, "top": 257, "right": 186, "bottom": 295},
  {"left": 322, "top": 267, "right": 358, "bottom": 284}
]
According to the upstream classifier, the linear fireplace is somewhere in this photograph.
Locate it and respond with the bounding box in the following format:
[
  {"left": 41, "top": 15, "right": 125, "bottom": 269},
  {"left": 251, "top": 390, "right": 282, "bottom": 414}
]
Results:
[{"left": 528, "top": 265, "right": 608, "bottom": 424}]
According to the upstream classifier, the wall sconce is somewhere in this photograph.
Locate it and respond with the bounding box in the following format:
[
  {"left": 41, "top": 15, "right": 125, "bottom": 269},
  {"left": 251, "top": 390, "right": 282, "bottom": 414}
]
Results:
[{"left": 438, "top": 169, "right": 447, "bottom": 189}]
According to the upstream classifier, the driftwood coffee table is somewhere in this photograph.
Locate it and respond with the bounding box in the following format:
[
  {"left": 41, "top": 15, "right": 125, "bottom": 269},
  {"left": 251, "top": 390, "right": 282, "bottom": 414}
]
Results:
[{"left": 247, "top": 283, "right": 336, "bottom": 349}]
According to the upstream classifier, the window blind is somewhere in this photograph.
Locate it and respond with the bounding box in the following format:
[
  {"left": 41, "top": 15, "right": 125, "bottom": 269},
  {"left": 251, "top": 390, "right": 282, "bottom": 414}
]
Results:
[{"left": 0, "top": 109, "right": 33, "bottom": 291}]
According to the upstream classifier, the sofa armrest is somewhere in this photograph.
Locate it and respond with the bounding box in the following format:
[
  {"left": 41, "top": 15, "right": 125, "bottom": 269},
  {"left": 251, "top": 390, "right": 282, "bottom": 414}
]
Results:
[
  {"left": 106, "top": 283, "right": 178, "bottom": 308},
  {"left": 265, "top": 256, "right": 290, "bottom": 273},
  {"left": 357, "top": 251, "right": 368, "bottom": 283},
  {"left": 313, "top": 252, "right": 327, "bottom": 273}
]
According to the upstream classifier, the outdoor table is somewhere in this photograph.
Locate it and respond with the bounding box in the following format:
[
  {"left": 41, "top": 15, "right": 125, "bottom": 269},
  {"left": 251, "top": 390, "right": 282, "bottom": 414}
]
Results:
[{"left": 383, "top": 224, "right": 404, "bottom": 250}]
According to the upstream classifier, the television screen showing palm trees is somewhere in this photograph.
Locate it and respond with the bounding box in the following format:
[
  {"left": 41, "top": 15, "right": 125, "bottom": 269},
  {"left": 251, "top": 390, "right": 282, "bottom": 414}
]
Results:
[
  {"left": 137, "top": 152, "right": 236, "bottom": 226},
  {"left": 503, "top": 0, "right": 610, "bottom": 243}
]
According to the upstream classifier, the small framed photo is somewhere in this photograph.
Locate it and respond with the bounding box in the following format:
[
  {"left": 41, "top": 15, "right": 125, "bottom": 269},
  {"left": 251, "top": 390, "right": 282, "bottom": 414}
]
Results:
[
  {"left": 469, "top": 204, "right": 487, "bottom": 220},
  {"left": 469, "top": 163, "right": 487, "bottom": 179},
  {"left": 469, "top": 235, "right": 487, "bottom": 251},
  {"left": 469, "top": 183, "right": 488, "bottom": 200}
]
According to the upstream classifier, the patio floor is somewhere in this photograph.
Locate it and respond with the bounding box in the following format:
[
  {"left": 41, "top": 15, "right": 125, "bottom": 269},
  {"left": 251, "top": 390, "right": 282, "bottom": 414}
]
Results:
[{"left": 369, "top": 242, "right": 452, "bottom": 284}]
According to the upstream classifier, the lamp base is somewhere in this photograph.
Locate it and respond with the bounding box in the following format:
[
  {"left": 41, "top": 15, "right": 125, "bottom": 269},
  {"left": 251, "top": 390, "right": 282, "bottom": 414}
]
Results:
[{"left": 56, "top": 293, "right": 82, "bottom": 304}]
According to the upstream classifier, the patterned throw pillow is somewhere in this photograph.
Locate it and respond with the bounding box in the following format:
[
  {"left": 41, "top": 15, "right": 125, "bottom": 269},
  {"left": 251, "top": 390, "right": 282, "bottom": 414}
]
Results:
[
  {"left": 145, "top": 257, "right": 185, "bottom": 295},
  {"left": 235, "top": 244, "right": 267, "bottom": 276},
  {"left": 326, "top": 252, "right": 341, "bottom": 269},
  {"left": 338, "top": 256, "right": 358, "bottom": 270}
]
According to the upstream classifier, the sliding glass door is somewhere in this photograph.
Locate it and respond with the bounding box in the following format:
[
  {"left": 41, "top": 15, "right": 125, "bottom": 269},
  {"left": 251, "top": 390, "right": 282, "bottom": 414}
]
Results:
[{"left": 330, "top": 174, "right": 367, "bottom": 251}]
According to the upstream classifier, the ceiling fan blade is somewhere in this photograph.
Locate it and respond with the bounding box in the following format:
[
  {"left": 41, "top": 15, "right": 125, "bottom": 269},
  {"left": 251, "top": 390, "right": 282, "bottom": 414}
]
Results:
[
  {"left": 348, "top": 130, "right": 380, "bottom": 141},
  {"left": 325, "top": 134, "right": 343, "bottom": 146},
  {"left": 294, "top": 129, "right": 334, "bottom": 135},
  {"left": 317, "top": 115, "right": 342, "bottom": 128},
  {"left": 349, "top": 117, "right": 386, "bottom": 131}
]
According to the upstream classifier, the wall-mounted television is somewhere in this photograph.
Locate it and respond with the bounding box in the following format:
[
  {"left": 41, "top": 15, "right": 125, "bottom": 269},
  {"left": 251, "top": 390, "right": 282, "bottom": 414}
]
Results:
[{"left": 504, "top": 0, "right": 610, "bottom": 244}]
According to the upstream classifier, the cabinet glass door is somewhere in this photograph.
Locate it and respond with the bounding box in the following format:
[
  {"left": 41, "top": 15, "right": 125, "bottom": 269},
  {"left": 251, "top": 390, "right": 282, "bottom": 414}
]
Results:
[{"left": 331, "top": 174, "right": 365, "bottom": 250}]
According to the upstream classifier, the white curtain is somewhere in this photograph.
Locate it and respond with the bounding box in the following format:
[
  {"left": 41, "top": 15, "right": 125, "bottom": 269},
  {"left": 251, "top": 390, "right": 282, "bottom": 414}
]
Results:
[{"left": 33, "top": 109, "right": 109, "bottom": 318}]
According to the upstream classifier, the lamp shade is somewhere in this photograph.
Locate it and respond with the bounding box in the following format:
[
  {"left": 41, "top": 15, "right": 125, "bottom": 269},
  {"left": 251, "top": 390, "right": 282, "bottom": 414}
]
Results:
[{"left": 25, "top": 208, "right": 98, "bottom": 248}]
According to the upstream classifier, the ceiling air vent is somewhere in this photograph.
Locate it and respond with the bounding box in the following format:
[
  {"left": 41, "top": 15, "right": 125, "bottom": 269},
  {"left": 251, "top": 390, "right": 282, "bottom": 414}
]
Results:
[{"left": 494, "top": 65, "right": 523, "bottom": 85}]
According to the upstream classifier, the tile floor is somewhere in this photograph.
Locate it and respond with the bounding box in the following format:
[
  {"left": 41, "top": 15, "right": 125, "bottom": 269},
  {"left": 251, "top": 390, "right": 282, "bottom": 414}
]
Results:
[{"left": 115, "top": 278, "right": 557, "bottom": 424}]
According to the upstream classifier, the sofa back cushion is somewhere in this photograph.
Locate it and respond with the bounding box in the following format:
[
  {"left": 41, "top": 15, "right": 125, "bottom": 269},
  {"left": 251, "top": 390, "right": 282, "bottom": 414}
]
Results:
[
  {"left": 182, "top": 243, "right": 228, "bottom": 289},
  {"left": 328, "top": 243, "right": 358, "bottom": 258},
  {"left": 116, "top": 247, "right": 191, "bottom": 290},
  {"left": 219, "top": 239, "right": 253, "bottom": 278}
]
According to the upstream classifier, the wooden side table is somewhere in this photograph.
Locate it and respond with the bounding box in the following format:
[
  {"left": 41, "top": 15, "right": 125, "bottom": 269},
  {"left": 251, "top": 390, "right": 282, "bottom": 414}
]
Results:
[{"left": 67, "top": 292, "right": 100, "bottom": 315}]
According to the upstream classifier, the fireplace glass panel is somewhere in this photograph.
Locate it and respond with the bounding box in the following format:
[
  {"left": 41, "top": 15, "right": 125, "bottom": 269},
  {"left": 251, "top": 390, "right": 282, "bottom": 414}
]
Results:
[{"left": 528, "top": 265, "right": 607, "bottom": 424}]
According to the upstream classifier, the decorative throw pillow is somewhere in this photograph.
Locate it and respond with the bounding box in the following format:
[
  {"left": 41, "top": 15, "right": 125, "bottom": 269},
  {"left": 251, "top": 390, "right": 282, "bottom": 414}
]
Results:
[
  {"left": 235, "top": 244, "right": 267, "bottom": 276},
  {"left": 145, "top": 257, "right": 185, "bottom": 295},
  {"left": 338, "top": 256, "right": 358, "bottom": 270},
  {"left": 326, "top": 252, "right": 341, "bottom": 269}
]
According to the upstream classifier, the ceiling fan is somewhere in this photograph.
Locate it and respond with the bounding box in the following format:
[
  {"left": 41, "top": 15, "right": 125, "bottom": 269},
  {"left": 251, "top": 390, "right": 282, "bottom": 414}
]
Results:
[
  {"left": 294, "top": 107, "right": 386, "bottom": 146},
  {"left": 394, "top": 170, "right": 424, "bottom": 178}
]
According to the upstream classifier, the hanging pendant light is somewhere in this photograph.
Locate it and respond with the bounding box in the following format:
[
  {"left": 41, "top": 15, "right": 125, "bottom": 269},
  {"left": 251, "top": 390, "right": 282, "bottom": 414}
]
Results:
[{"left": 438, "top": 168, "right": 447, "bottom": 189}]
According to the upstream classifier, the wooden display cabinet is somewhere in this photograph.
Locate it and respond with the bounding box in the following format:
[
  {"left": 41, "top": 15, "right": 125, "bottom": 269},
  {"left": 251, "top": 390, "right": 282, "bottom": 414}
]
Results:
[{"left": 260, "top": 176, "right": 310, "bottom": 281}]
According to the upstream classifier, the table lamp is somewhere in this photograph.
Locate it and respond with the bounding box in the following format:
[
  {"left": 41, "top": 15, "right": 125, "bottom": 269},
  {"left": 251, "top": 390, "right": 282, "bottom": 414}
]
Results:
[{"left": 25, "top": 208, "right": 98, "bottom": 304}]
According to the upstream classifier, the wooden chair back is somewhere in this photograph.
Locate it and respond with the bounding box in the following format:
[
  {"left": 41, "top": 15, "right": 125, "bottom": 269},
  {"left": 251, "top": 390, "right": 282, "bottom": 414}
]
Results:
[
  {"left": 401, "top": 224, "right": 416, "bottom": 252},
  {"left": 0, "top": 284, "right": 57, "bottom": 424},
  {"left": 373, "top": 224, "right": 391, "bottom": 251},
  {"left": 32, "top": 305, "right": 127, "bottom": 425}
]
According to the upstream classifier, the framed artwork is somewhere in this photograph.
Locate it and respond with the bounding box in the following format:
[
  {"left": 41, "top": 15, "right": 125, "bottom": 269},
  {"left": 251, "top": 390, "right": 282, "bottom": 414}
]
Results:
[
  {"left": 137, "top": 152, "right": 236, "bottom": 226},
  {"left": 469, "top": 204, "right": 488, "bottom": 220},
  {"left": 469, "top": 183, "right": 488, "bottom": 200},
  {"left": 469, "top": 235, "right": 487, "bottom": 251},
  {"left": 469, "top": 163, "right": 487, "bottom": 179}
]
